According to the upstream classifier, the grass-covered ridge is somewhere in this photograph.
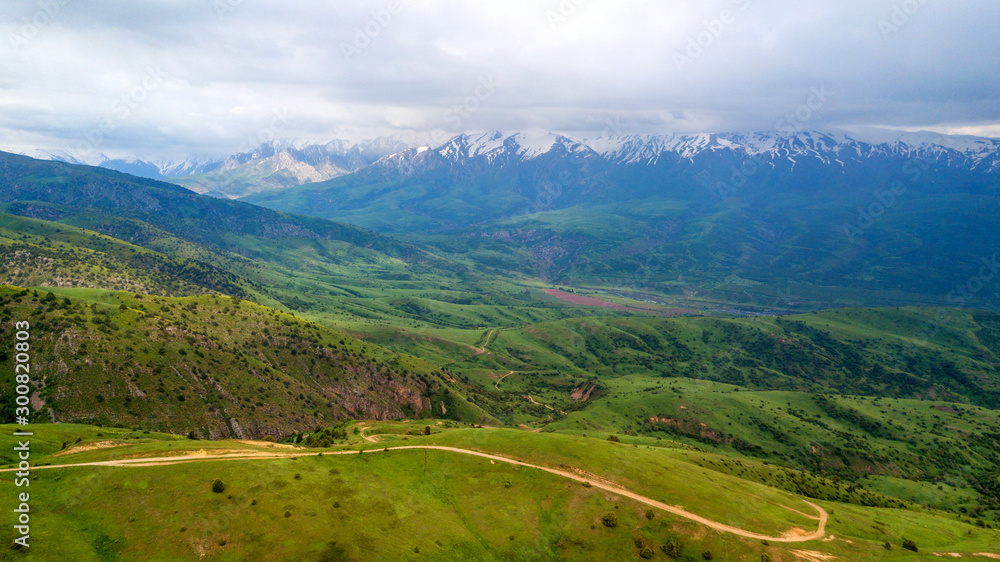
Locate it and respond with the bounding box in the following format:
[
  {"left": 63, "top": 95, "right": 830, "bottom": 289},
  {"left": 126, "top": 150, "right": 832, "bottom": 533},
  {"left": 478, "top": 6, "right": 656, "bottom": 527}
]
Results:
[
  {"left": 0, "top": 285, "right": 493, "bottom": 438},
  {"left": 1, "top": 422, "right": 997, "bottom": 561}
]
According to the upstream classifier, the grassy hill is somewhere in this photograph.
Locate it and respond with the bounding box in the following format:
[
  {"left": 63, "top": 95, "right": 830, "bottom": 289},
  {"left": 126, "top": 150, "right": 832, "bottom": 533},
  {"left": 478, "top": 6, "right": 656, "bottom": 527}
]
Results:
[
  {"left": 0, "top": 285, "right": 493, "bottom": 438},
  {"left": 1, "top": 153, "right": 998, "bottom": 558},
  {"left": 1, "top": 423, "right": 997, "bottom": 560}
]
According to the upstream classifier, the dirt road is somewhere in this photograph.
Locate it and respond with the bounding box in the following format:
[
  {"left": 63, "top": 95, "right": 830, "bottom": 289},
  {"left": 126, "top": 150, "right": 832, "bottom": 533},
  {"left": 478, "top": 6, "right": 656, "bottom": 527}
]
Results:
[
  {"left": 2, "top": 444, "right": 827, "bottom": 542},
  {"left": 495, "top": 370, "right": 514, "bottom": 389}
]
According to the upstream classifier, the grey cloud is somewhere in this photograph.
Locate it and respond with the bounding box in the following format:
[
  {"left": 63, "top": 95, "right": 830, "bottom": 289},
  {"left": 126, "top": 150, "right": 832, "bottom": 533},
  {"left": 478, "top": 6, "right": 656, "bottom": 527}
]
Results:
[{"left": 0, "top": 0, "right": 997, "bottom": 159}]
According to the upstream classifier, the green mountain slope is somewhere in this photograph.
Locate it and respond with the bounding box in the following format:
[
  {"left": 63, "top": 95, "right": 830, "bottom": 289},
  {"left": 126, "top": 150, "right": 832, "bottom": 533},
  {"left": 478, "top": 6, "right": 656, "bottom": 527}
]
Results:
[
  {"left": 2, "top": 424, "right": 997, "bottom": 560},
  {"left": 0, "top": 285, "right": 493, "bottom": 437}
]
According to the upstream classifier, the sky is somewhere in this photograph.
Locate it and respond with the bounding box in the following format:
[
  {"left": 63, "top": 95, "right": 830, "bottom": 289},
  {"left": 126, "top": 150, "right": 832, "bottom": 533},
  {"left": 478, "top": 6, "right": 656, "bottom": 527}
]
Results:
[{"left": 1, "top": 0, "right": 998, "bottom": 161}]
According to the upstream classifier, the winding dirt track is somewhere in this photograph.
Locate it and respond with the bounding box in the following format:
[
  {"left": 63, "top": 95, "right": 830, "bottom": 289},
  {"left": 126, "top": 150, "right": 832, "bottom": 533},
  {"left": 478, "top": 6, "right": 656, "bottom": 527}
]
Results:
[
  {"left": 3, "top": 445, "right": 827, "bottom": 542},
  {"left": 495, "top": 370, "right": 515, "bottom": 389}
]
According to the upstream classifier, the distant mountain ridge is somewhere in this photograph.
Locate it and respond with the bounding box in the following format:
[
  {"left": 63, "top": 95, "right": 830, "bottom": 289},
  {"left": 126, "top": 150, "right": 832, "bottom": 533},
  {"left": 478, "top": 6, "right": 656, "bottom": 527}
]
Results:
[
  {"left": 10, "top": 136, "right": 418, "bottom": 198},
  {"left": 13, "top": 129, "right": 999, "bottom": 191},
  {"left": 363, "top": 129, "right": 1000, "bottom": 176}
]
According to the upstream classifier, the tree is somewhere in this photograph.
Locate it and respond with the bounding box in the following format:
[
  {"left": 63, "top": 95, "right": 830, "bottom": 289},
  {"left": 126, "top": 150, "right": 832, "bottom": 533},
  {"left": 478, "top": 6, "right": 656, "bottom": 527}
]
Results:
[
  {"left": 601, "top": 513, "right": 618, "bottom": 528},
  {"left": 211, "top": 479, "right": 225, "bottom": 493},
  {"left": 424, "top": 425, "right": 431, "bottom": 435}
]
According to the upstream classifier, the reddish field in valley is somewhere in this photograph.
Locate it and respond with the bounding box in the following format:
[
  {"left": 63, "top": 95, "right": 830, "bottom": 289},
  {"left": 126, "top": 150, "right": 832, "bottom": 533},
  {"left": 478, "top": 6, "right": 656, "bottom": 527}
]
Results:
[{"left": 542, "top": 289, "right": 696, "bottom": 317}]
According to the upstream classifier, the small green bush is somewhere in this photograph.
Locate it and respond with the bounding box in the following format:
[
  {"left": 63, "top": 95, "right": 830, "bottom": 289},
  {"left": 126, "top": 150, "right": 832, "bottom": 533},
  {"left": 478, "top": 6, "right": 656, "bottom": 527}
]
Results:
[
  {"left": 645, "top": 509, "right": 655, "bottom": 520},
  {"left": 211, "top": 479, "right": 225, "bottom": 493},
  {"left": 602, "top": 513, "right": 618, "bottom": 528},
  {"left": 640, "top": 546, "right": 654, "bottom": 559},
  {"left": 901, "top": 539, "right": 918, "bottom": 552},
  {"left": 661, "top": 539, "right": 681, "bottom": 558},
  {"left": 608, "top": 435, "right": 621, "bottom": 443},
  {"left": 702, "top": 551, "right": 713, "bottom": 560}
]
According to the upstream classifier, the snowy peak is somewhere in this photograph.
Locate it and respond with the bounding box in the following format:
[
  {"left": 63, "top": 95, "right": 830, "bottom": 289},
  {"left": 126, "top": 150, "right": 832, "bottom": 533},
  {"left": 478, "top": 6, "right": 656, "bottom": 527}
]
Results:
[
  {"left": 587, "top": 130, "right": 1000, "bottom": 172},
  {"left": 9, "top": 128, "right": 1000, "bottom": 194},
  {"left": 432, "top": 131, "right": 595, "bottom": 163}
]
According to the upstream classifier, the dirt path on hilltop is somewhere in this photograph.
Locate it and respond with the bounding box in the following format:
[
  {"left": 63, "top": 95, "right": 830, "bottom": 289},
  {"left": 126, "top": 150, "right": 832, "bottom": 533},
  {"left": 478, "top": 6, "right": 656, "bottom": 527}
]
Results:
[{"left": 2, "top": 444, "right": 828, "bottom": 542}]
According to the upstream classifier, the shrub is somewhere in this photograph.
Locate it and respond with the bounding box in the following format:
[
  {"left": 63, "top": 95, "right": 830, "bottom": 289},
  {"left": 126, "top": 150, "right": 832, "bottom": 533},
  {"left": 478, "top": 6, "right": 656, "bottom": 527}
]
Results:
[
  {"left": 608, "top": 435, "right": 621, "bottom": 443},
  {"left": 582, "top": 481, "right": 592, "bottom": 488},
  {"left": 602, "top": 513, "right": 618, "bottom": 528},
  {"left": 634, "top": 538, "right": 645, "bottom": 549},
  {"left": 640, "top": 546, "right": 654, "bottom": 559},
  {"left": 761, "top": 554, "right": 772, "bottom": 562},
  {"left": 211, "top": 479, "right": 225, "bottom": 493},
  {"left": 901, "top": 539, "right": 918, "bottom": 552},
  {"left": 284, "top": 511, "right": 291, "bottom": 518},
  {"left": 645, "top": 509, "right": 655, "bottom": 520},
  {"left": 884, "top": 542, "right": 892, "bottom": 550},
  {"left": 702, "top": 551, "right": 713, "bottom": 560},
  {"left": 424, "top": 426, "right": 431, "bottom": 435},
  {"left": 661, "top": 539, "right": 681, "bottom": 558}
]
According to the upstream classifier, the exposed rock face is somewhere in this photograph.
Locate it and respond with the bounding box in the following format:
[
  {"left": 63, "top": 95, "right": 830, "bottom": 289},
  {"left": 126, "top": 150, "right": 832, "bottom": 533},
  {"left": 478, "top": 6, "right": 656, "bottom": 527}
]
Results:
[{"left": 570, "top": 384, "right": 596, "bottom": 401}]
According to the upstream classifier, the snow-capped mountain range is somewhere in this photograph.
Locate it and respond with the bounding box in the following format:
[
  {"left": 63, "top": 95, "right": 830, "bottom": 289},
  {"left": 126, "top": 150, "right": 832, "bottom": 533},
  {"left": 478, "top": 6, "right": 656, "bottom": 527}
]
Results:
[
  {"left": 10, "top": 129, "right": 1000, "bottom": 197},
  {"left": 369, "top": 129, "right": 1000, "bottom": 175}
]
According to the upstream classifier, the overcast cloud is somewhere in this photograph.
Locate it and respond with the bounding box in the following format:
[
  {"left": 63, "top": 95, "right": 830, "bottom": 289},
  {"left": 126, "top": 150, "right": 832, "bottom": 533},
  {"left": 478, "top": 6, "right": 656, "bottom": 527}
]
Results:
[{"left": 1, "top": 0, "right": 998, "bottom": 160}]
